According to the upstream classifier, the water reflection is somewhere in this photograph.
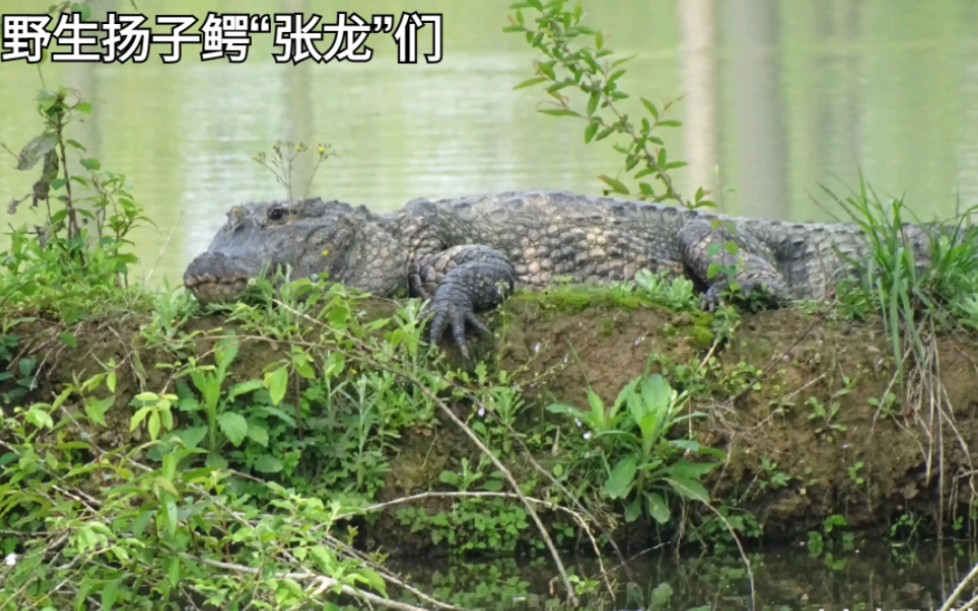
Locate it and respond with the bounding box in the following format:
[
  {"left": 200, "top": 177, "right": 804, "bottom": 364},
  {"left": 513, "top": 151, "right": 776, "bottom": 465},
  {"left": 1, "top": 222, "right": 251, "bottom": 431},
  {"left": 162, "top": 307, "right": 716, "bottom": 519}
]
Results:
[{"left": 391, "top": 541, "right": 970, "bottom": 609}]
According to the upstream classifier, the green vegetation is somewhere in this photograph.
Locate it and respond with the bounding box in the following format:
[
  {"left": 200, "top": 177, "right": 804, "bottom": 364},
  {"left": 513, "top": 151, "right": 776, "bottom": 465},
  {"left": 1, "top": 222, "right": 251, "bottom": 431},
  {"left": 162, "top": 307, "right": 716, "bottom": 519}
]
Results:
[
  {"left": 505, "top": 0, "right": 712, "bottom": 208},
  {"left": 807, "top": 514, "right": 856, "bottom": 559},
  {"left": 564, "top": 269, "right": 698, "bottom": 312},
  {"left": 396, "top": 459, "right": 531, "bottom": 555},
  {"left": 0, "top": 82, "right": 738, "bottom": 608},
  {"left": 825, "top": 179, "right": 978, "bottom": 381},
  {"left": 757, "top": 457, "right": 792, "bottom": 492},
  {"left": 820, "top": 179, "right": 978, "bottom": 545},
  {"left": 804, "top": 377, "right": 851, "bottom": 438},
  {"left": 1, "top": 86, "right": 150, "bottom": 322},
  {"left": 546, "top": 374, "right": 720, "bottom": 525}
]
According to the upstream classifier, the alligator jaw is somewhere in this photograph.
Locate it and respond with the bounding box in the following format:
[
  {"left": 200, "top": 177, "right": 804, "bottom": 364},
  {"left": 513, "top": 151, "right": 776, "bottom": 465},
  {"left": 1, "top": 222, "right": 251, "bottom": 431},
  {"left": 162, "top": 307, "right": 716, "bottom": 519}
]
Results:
[
  {"left": 183, "top": 275, "right": 250, "bottom": 303},
  {"left": 183, "top": 252, "right": 254, "bottom": 303}
]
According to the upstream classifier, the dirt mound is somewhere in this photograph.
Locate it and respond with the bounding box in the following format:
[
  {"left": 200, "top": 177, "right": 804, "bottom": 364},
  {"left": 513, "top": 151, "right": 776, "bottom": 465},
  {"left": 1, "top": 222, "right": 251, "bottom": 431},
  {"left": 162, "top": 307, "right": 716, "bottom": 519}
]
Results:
[
  {"left": 493, "top": 296, "right": 978, "bottom": 540},
  {"left": 3, "top": 295, "right": 978, "bottom": 546}
]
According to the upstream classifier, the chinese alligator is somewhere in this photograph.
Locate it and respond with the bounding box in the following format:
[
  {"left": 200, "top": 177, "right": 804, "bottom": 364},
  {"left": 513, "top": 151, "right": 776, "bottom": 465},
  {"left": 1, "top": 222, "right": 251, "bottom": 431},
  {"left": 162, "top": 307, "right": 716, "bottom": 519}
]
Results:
[{"left": 183, "top": 190, "right": 936, "bottom": 355}]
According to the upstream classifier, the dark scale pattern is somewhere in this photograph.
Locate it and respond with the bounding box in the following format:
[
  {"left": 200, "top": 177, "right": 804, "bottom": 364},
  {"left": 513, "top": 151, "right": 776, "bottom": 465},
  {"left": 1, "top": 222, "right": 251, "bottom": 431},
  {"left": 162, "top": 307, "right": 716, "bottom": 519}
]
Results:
[{"left": 184, "top": 190, "right": 942, "bottom": 355}]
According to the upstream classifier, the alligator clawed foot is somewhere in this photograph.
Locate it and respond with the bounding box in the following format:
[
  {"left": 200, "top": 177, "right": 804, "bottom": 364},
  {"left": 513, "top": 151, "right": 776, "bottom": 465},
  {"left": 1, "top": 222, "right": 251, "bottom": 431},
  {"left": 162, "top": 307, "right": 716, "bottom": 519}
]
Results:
[
  {"left": 701, "top": 284, "right": 726, "bottom": 312},
  {"left": 702, "top": 277, "right": 782, "bottom": 313},
  {"left": 426, "top": 302, "right": 491, "bottom": 360}
]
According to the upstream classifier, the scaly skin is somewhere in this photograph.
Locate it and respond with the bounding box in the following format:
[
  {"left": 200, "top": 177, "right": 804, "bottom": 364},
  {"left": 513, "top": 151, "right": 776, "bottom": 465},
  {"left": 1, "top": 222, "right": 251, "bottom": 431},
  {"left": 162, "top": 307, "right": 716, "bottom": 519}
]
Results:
[{"left": 183, "top": 190, "right": 936, "bottom": 355}]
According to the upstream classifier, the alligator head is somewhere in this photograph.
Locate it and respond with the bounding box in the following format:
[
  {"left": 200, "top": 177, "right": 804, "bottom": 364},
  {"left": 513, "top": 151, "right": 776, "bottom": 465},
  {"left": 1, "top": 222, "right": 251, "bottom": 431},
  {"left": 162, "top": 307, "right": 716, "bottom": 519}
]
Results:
[{"left": 183, "top": 198, "right": 366, "bottom": 303}]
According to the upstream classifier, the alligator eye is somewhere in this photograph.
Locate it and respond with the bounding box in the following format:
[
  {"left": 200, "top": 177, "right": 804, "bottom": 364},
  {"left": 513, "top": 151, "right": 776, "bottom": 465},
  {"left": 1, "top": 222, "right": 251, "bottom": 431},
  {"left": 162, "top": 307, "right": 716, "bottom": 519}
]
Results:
[{"left": 267, "top": 207, "right": 288, "bottom": 222}]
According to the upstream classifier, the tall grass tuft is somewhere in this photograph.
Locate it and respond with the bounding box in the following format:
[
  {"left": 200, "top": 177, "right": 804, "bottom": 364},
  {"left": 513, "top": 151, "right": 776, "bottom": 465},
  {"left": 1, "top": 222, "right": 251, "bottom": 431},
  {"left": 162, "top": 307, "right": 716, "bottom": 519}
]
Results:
[
  {"left": 823, "top": 177, "right": 978, "bottom": 387},
  {"left": 823, "top": 176, "right": 978, "bottom": 537}
]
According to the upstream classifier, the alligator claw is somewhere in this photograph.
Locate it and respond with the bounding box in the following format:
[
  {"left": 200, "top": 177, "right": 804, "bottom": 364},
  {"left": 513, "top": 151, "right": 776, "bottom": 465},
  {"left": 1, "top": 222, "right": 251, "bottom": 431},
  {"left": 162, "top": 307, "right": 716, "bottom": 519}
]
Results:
[
  {"left": 420, "top": 249, "right": 514, "bottom": 359},
  {"left": 427, "top": 301, "right": 490, "bottom": 359},
  {"left": 702, "top": 278, "right": 778, "bottom": 312},
  {"left": 702, "top": 284, "right": 726, "bottom": 312}
]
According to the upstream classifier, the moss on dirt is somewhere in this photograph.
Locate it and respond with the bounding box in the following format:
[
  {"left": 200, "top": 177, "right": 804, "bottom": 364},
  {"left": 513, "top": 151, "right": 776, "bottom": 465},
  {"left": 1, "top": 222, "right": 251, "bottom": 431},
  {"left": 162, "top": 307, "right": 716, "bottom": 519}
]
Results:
[{"left": 3, "top": 292, "right": 978, "bottom": 552}]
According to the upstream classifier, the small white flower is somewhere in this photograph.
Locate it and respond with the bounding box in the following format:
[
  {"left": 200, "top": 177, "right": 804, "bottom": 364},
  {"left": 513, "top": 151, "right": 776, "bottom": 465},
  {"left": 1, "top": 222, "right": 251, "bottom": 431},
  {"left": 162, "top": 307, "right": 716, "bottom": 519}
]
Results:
[
  {"left": 478, "top": 406, "right": 486, "bottom": 417},
  {"left": 575, "top": 418, "right": 582, "bottom": 427},
  {"left": 583, "top": 431, "right": 592, "bottom": 441},
  {"left": 841, "top": 444, "right": 850, "bottom": 450},
  {"left": 4, "top": 553, "right": 16, "bottom": 567},
  {"left": 533, "top": 342, "right": 542, "bottom": 353},
  {"left": 562, "top": 355, "right": 569, "bottom": 365}
]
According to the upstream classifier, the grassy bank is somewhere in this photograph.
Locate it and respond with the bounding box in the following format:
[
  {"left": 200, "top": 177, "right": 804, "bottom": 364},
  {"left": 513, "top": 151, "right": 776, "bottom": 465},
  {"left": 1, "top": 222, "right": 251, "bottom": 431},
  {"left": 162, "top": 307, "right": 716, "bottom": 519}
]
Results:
[{"left": 3, "top": 263, "right": 978, "bottom": 608}]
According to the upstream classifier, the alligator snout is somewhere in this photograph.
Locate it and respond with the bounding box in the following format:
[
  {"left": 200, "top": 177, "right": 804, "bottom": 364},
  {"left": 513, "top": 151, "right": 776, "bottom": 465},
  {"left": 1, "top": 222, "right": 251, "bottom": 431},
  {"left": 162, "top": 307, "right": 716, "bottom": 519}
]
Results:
[{"left": 183, "top": 252, "right": 253, "bottom": 303}]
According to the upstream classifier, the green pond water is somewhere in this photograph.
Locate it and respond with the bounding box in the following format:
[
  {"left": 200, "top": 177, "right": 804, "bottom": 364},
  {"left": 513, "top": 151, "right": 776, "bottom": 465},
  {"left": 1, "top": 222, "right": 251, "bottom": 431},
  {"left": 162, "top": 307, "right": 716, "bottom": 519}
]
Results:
[
  {"left": 1, "top": 0, "right": 977, "bottom": 287},
  {"left": 393, "top": 542, "right": 972, "bottom": 609}
]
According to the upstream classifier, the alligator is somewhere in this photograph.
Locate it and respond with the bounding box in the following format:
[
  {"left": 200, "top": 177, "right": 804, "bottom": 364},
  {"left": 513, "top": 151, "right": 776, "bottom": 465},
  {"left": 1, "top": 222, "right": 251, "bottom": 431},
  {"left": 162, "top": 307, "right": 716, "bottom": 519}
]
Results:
[{"left": 183, "top": 190, "right": 936, "bottom": 356}]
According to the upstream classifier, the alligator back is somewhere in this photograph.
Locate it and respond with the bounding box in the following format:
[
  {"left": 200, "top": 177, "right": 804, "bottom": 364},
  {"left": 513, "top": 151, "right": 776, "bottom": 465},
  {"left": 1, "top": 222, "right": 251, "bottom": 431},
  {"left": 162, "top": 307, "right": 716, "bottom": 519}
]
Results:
[{"left": 415, "top": 190, "right": 907, "bottom": 299}]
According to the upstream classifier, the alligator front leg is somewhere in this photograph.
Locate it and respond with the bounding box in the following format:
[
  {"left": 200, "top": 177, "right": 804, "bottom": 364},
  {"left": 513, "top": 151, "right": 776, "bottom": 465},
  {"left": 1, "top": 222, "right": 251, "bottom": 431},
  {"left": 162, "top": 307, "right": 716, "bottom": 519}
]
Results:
[
  {"left": 678, "top": 219, "right": 789, "bottom": 309},
  {"left": 410, "top": 245, "right": 517, "bottom": 358}
]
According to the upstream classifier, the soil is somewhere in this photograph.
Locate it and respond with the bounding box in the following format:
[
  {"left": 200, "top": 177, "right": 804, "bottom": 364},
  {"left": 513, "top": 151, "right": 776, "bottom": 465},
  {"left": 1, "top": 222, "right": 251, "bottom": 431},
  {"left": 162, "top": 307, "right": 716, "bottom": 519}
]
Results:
[
  {"left": 509, "top": 298, "right": 978, "bottom": 534},
  {"left": 4, "top": 294, "right": 978, "bottom": 551}
]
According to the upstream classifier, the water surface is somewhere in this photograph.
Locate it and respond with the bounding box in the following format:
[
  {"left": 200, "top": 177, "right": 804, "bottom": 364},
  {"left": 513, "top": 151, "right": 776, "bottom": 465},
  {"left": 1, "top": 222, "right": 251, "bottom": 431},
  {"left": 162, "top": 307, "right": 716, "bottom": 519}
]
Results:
[
  {"left": 1, "top": 0, "right": 976, "bottom": 284},
  {"left": 394, "top": 541, "right": 970, "bottom": 609}
]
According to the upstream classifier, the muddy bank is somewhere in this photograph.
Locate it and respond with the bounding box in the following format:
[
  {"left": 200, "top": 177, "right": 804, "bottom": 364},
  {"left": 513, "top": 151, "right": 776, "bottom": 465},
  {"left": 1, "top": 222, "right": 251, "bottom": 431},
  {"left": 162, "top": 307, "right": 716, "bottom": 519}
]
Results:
[
  {"left": 3, "top": 294, "right": 978, "bottom": 549},
  {"left": 492, "top": 296, "right": 978, "bottom": 541}
]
